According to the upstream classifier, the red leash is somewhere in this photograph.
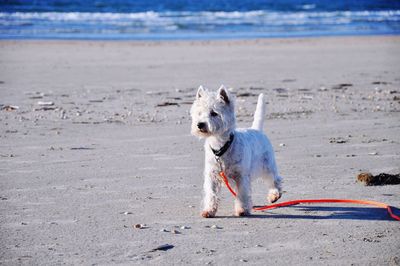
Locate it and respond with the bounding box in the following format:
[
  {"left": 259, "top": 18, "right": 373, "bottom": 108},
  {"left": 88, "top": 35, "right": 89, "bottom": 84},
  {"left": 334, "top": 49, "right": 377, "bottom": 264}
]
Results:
[{"left": 219, "top": 171, "right": 400, "bottom": 221}]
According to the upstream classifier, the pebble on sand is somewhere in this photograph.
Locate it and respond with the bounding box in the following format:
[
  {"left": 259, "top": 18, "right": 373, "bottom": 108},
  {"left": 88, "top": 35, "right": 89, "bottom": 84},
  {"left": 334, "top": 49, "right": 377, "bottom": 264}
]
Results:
[
  {"left": 210, "top": 225, "right": 222, "bottom": 229},
  {"left": 180, "top": 225, "right": 190, "bottom": 230},
  {"left": 150, "top": 244, "right": 174, "bottom": 252}
]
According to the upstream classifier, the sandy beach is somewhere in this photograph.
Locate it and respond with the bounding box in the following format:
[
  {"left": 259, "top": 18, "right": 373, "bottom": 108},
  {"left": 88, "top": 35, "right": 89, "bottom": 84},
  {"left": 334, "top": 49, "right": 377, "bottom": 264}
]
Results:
[{"left": 1, "top": 36, "right": 399, "bottom": 265}]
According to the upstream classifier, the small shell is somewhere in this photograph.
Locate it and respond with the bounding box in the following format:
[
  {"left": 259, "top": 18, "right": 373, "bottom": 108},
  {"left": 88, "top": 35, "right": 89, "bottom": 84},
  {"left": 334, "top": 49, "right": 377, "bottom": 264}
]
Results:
[
  {"left": 37, "top": 101, "right": 54, "bottom": 106},
  {"left": 133, "top": 223, "right": 147, "bottom": 229},
  {"left": 210, "top": 225, "right": 221, "bottom": 229}
]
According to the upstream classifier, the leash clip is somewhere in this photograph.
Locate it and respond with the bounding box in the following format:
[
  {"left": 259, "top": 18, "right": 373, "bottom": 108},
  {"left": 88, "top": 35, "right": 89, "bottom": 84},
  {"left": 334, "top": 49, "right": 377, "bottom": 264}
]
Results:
[{"left": 215, "top": 156, "right": 223, "bottom": 172}]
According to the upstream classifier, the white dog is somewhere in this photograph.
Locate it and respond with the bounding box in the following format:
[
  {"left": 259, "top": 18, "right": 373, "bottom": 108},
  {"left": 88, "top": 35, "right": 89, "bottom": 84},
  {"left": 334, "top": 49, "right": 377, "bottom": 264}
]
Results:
[{"left": 190, "top": 85, "right": 282, "bottom": 217}]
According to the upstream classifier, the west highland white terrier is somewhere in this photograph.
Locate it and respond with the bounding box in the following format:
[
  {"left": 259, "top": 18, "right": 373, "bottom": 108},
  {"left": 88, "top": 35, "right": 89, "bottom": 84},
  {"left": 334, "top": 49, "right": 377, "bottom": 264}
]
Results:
[{"left": 190, "top": 85, "right": 282, "bottom": 217}]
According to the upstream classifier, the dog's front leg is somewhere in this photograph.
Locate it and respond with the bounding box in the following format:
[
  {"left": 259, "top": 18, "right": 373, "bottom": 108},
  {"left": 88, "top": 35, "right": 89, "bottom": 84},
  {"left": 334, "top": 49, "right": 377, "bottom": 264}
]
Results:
[{"left": 201, "top": 171, "right": 220, "bottom": 218}]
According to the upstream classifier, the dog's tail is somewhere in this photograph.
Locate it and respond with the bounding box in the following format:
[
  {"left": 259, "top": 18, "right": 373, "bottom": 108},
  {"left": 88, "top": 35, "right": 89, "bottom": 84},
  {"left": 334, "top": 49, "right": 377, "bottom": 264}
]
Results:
[{"left": 251, "top": 93, "right": 266, "bottom": 131}]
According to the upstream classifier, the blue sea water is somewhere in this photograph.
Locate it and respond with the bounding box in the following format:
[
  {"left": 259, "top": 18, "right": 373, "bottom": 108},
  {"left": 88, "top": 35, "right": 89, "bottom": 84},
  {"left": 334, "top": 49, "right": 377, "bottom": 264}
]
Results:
[{"left": 1, "top": 0, "right": 400, "bottom": 40}]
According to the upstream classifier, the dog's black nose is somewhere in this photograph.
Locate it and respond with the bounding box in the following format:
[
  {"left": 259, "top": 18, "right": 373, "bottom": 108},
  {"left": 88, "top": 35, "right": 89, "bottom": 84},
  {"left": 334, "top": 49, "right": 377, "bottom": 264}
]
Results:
[{"left": 197, "top": 122, "right": 206, "bottom": 130}]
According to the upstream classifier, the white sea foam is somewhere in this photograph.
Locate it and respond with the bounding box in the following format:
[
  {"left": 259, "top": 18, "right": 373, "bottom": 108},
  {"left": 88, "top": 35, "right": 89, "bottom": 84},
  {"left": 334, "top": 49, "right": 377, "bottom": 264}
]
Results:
[
  {"left": 0, "top": 10, "right": 399, "bottom": 37},
  {"left": 0, "top": 11, "right": 160, "bottom": 21},
  {"left": 1, "top": 10, "right": 399, "bottom": 23},
  {"left": 299, "top": 4, "right": 317, "bottom": 10}
]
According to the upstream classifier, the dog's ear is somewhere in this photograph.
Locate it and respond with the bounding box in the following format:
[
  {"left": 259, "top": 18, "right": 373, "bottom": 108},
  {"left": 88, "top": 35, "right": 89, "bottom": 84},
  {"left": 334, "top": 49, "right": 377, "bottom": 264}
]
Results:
[
  {"left": 196, "top": 85, "right": 205, "bottom": 99},
  {"left": 217, "top": 85, "right": 230, "bottom": 104}
]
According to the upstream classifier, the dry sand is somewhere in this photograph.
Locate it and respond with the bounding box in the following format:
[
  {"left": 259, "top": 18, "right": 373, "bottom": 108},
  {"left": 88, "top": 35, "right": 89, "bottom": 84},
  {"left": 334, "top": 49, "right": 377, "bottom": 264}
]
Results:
[{"left": 0, "top": 36, "right": 400, "bottom": 265}]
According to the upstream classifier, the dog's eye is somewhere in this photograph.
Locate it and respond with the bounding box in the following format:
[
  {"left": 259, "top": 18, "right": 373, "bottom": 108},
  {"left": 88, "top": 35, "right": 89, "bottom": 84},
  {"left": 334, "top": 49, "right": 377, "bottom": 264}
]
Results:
[{"left": 210, "top": 110, "right": 218, "bottom": 117}]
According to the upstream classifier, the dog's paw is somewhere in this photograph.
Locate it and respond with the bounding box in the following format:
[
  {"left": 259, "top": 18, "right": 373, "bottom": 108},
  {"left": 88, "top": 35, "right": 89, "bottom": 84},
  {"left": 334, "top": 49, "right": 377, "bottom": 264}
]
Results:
[
  {"left": 201, "top": 210, "right": 215, "bottom": 218},
  {"left": 234, "top": 208, "right": 251, "bottom": 217},
  {"left": 267, "top": 189, "right": 281, "bottom": 203}
]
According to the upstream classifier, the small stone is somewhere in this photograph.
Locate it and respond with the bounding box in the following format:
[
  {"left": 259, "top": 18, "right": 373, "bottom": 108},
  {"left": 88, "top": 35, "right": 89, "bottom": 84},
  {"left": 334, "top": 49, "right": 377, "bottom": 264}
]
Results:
[
  {"left": 123, "top": 211, "right": 132, "bottom": 215},
  {"left": 180, "top": 226, "right": 190, "bottom": 230},
  {"left": 329, "top": 137, "right": 347, "bottom": 144},
  {"left": 279, "top": 143, "right": 286, "bottom": 147},
  {"left": 171, "top": 229, "right": 180, "bottom": 234},
  {"left": 368, "top": 152, "right": 378, "bottom": 155},
  {"left": 150, "top": 244, "right": 174, "bottom": 252},
  {"left": 160, "top": 228, "right": 168, "bottom": 232},
  {"left": 60, "top": 110, "right": 67, "bottom": 120},
  {"left": 239, "top": 259, "right": 248, "bottom": 262}
]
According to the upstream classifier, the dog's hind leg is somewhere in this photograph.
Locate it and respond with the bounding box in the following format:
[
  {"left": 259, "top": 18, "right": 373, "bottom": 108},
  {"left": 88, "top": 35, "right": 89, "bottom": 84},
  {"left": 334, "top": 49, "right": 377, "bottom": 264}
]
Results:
[{"left": 263, "top": 172, "right": 282, "bottom": 204}]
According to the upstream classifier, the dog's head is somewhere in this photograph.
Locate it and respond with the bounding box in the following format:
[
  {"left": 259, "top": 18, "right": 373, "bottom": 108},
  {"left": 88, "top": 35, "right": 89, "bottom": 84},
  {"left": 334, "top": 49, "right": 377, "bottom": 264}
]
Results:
[{"left": 190, "top": 85, "right": 236, "bottom": 138}]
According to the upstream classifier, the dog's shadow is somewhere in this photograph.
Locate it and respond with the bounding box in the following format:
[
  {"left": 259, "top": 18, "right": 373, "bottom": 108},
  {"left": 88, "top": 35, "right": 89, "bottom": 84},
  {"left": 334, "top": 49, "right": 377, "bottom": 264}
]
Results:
[{"left": 218, "top": 206, "right": 399, "bottom": 221}]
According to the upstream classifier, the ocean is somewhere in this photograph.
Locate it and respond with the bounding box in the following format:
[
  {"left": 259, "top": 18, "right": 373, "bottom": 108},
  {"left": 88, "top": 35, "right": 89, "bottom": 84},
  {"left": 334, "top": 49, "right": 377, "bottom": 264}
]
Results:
[{"left": 1, "top": 0, "right": 400, "bottom": 40}]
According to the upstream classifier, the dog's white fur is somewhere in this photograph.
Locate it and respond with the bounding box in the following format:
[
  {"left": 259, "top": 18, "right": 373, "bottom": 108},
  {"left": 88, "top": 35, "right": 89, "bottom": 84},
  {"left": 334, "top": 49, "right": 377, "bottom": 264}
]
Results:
[{"left": 190, "top": 85, "right": 282, "bottom": 217}]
